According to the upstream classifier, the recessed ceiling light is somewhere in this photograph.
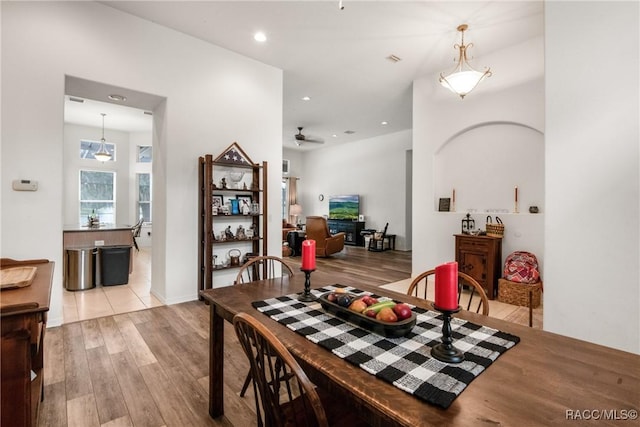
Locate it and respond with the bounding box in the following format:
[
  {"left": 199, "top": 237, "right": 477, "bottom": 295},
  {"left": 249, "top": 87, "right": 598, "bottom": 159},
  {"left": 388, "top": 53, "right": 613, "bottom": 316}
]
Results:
[
  {"left": 108, "top": 94, "right": 127, "bottom": 102},
  {"left": 302, "top": 96, "right": 311, "bottom": 101},
  {"left": 381, "top": 121, "right": 388, "bottom": 125},
  {"left": 332, "top": 134, "right": 338, "bottom": 138},
  {"left": 254, "top": 32, "right": 267, "bottom": 42}
]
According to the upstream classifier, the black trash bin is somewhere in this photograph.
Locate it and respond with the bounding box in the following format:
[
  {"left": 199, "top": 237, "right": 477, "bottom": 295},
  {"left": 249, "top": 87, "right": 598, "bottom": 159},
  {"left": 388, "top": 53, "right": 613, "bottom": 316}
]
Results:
[{"left": 99, "top": 245, "right": 131, "bottom": 286}]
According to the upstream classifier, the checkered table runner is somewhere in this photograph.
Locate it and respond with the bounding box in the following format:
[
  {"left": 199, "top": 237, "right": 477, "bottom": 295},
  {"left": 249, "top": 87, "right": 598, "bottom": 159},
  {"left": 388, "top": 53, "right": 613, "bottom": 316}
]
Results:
[{"left": 252, "top": 284, "right": 520, "bottom": 408}]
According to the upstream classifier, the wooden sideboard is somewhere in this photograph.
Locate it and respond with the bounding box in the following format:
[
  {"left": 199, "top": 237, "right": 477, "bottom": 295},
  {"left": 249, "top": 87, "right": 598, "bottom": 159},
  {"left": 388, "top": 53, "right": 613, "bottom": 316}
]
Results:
[
  {"left": 1, "top": 259, "right": 54, "bottom": 427},
  {"left": 454, "top": 234, "right": 502, "bottom": 299}
]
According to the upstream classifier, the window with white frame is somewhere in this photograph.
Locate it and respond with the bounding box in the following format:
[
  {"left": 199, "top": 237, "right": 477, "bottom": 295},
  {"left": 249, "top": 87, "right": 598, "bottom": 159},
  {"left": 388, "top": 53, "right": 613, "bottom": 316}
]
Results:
[
  {"left": 137, "top": 173, "right": 151, "bottom": 222},
  {"left": 79, "top": 170, "right": 116, "bottom": 224},
  {"left": 137, "top": 145, "right": 152, "bottom": 163}
]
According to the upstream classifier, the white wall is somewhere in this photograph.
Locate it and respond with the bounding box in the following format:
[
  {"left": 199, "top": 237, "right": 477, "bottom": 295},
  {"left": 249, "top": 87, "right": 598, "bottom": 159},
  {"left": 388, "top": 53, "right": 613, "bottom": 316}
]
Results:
[
  {"left": 544, "top": 1, "right": 639, "bottom": 353},
  {"left": 1, "top": 1, "right": 283, "bottom": 326},
  {"left": 413, "top": 76, "right": 545, "bottom": 274},
  {"left": 294, "top": 130, "right": 413, "bottom": 250}
]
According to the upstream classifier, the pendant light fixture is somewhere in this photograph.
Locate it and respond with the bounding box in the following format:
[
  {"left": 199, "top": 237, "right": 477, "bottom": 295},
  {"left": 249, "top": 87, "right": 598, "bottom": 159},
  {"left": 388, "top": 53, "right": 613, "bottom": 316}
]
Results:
[
  {"left": 439, "top": 24, "right": 492, "bottom": 99},
  {"left": 94, "top": 113, "right": 112, "bottom": 162}
]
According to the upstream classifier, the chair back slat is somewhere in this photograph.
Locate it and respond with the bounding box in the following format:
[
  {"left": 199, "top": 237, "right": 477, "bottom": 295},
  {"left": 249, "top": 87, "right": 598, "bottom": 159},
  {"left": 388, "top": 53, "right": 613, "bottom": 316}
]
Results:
[
  {"left": 233, "top": 313, "right": 329, "bottom": 427},
  {"left": 406, "top": 269, "right": 490, "bottom": 316},
  {"left": 235, "top": 256, "right": 294, "bottom": 285}
]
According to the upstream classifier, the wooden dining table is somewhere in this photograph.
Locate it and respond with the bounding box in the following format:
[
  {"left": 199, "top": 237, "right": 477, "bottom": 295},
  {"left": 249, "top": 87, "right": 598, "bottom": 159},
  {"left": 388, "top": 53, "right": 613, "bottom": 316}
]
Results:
[{"left": 199, "top": 270, "right": 639, "bottom": 426}]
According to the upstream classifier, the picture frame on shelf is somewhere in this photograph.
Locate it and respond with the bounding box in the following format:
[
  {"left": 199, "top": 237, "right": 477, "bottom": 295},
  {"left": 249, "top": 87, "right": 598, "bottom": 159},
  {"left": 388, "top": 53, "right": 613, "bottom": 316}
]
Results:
[
  {"left": 439, "top": 198, "right": 451, "bottom": 212},
  {"left": 212, "top": 195, "right": 224, "bottom": 208},
  {"left": 236, "top": 195, "right": 252, "bottom": 214}
]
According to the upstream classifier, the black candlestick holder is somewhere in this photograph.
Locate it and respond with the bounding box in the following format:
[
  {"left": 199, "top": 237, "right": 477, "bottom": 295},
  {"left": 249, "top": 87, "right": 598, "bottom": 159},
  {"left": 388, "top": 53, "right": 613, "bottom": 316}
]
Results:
[
  {"left": 431, "top": 304, "right": 464, "bottom": 364},
  {"left": 298, "top": 269, "right": 316, "bottom": 302}
]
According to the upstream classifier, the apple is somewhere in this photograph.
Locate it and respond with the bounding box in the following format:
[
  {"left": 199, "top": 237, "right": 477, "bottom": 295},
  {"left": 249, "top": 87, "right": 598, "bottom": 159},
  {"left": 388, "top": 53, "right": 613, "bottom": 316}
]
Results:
[
  {"left": 327, "top": 293, "right": 337, "bottom": 302},
  {"left": 361, "top": 295, "right": 378, "bottom": 306},
  {"left": 376, "top": 307, "right": 398, "bottom": 323},
  {"left": 364, "top": 309, "right": 377, "bottom": 318},
  {"left": 392, "top": 303, "right": 412, "bottom": 321}
]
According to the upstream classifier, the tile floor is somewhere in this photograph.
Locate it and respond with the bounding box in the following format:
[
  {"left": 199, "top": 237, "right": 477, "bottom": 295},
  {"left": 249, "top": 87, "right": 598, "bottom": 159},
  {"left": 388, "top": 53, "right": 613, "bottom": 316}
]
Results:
[{"left": 62, "top": 247, "right": 162, "bottom": 323}]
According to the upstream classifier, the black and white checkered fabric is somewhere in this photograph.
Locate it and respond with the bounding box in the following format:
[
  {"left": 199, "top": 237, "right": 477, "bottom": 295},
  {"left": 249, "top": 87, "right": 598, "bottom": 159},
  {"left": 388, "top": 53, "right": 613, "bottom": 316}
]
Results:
[{"left": 252, "top": 284, "right": 520, "bottom": 408}]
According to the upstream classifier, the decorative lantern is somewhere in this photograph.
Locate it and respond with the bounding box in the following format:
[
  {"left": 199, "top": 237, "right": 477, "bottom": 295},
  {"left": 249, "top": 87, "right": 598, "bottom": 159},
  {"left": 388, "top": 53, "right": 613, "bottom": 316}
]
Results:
[{"left": 461, "top": 213, "right": 475, "bottom": 234}]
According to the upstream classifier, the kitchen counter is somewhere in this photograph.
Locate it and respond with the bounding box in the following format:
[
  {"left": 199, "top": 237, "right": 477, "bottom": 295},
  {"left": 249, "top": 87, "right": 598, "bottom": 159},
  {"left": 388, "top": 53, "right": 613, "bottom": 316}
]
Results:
[{"left": 63, "top": 224, "right": 134, "bottom": 232}]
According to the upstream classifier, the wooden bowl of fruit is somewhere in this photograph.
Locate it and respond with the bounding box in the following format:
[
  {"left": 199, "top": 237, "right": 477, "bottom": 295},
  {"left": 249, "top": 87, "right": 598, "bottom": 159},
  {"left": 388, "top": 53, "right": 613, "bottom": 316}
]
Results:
[{"left": 318, "top": 289, "right": 416, "bottom": 338}]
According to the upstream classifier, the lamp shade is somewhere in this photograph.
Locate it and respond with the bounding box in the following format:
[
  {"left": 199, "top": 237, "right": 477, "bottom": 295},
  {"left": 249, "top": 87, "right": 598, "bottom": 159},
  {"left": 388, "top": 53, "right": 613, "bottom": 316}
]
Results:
[
  {"left": 94, "top": 113, "right": 112, "bottom": 161},
  {"left": 290, "top": 204, "right": 302, "bottom": 216},
  {"left": 440, "top": 70, "right": 490, "bottom": 98}
]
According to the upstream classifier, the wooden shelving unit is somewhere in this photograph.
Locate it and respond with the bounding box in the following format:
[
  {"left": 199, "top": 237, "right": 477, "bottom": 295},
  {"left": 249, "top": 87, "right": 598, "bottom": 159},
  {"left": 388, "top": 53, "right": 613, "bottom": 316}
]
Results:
[{"left": 198, "top": 143, "right": 267, "bottom": 294}]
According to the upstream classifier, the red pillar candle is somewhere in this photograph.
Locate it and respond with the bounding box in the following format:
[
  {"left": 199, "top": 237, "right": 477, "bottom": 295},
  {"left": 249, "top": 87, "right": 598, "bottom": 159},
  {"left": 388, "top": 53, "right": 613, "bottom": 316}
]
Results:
[
  {"left": 435, "top": 261, "right": 458, "bottom": 310},
  {"left": 301, "top": 239, "right": 316, "bottom": 271}
]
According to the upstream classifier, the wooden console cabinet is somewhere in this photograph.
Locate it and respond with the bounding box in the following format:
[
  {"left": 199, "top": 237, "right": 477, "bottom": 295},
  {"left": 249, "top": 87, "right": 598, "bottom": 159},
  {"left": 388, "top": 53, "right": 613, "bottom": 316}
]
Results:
[
  {"left": 454, "top": 234, "right": 502, "bottom": 299},
  {"left": 327, "top": 220, "right": 365, "bottom": 246},
  {"left": 1, "top": 259, "right": 54, "bottom": 427}
]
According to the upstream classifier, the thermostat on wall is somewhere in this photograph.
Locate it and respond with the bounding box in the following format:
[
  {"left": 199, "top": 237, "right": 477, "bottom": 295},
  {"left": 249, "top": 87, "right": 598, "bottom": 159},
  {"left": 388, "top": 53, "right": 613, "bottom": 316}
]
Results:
[{"left": 12, "top": 179, "right": 38, "bottom": 191}]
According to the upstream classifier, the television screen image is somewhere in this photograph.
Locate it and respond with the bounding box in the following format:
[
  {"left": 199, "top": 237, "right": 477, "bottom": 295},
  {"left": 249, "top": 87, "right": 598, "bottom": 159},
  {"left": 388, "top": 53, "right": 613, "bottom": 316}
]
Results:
[{"left": 329, "top": 195, "right": 359, "bottom": 220}]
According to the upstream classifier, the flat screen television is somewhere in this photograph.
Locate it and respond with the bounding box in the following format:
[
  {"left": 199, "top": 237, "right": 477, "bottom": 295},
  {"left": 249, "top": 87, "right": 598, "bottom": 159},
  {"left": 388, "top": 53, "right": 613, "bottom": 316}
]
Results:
[{"left": 329, "top": 195, "right": 360, "bottom": 220}]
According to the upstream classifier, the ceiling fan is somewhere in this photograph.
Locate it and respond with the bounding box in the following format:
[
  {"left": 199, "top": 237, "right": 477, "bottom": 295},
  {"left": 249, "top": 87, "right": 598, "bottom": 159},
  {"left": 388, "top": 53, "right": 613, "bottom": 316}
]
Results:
[{"left": 294, "top": 127, "right": 324, "bottom": 146}]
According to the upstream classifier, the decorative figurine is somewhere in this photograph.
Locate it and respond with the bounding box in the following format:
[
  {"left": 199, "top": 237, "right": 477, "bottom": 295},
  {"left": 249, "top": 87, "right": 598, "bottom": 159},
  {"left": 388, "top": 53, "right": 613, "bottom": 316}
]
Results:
[
  {"left": 224, "top": 225, "right": 235, "bottom": 240},
  {"left": 236, "top": 225, "right": 246, "bottom": 240},
  {"left": 220, "top": 177, "right": 227, "bottom": 189}
]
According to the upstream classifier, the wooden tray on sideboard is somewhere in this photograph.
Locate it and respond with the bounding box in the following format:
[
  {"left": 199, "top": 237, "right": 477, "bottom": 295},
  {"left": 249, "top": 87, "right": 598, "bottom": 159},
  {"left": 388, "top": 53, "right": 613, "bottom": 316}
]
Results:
[{"left": 0, "top": 266, "right": 37, "bottom": 290}]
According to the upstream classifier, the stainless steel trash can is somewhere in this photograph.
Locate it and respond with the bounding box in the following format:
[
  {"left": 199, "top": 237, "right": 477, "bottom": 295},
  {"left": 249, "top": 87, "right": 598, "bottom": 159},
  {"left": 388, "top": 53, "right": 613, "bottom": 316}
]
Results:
[{"left": 66, "top": 248, "right": 95, "bottom": 291}]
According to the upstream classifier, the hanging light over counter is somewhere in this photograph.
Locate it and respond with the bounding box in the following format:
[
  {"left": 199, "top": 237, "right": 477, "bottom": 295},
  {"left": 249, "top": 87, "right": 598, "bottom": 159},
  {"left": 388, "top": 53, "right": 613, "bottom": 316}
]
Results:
[
  {"left": 439, "top": 24, "right": 492, "bottom": 99},
  {"left": 94, "top": 113, "right": 112, "bottom": 162}
]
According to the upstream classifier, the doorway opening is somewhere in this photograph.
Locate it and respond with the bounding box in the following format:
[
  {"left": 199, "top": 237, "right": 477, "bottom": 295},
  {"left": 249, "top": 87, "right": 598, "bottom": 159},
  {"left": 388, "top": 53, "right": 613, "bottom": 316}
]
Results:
[{"left": 62, "top": 76, "right": 165, "bottom": 323}]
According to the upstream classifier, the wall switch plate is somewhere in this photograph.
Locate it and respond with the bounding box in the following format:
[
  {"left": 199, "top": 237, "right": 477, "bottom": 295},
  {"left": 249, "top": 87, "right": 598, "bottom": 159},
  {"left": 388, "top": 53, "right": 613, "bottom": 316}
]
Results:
[{"left": 95, "top": 240, "right": 105, "bottom": 246}]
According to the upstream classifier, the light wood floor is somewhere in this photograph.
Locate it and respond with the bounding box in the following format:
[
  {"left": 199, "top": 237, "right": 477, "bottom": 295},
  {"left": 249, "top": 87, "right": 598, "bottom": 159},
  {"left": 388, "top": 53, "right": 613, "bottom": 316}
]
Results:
[{"left": 40, "top": 246, "right": 542, "bottom": 426}]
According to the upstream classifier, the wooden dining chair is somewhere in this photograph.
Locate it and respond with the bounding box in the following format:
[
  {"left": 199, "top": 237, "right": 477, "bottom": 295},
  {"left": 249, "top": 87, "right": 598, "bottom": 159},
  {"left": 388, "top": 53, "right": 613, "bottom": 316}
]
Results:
[
  {"left": 234, "top": 255, "right": 294, "bottom": 285},
  {"left": 406, "top": 269, "right": 490, "bottom": 316},
  {"left": 235, "top": 255, "right": 295, "bottom": 397},
  {"left": 233, "top": 312, "right": 369, "bottom": 427},
  {"left": 131, "top": 217, "right": 144, "bottom": 252}
]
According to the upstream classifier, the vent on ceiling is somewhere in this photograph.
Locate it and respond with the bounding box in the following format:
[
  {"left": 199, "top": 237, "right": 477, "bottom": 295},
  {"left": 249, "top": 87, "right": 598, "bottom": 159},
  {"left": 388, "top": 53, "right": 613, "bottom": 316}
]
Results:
[
  {"left": 344, "top": 130, "right": 356, "bottom": 134},
  {"left": 69, "top": 96, "right": 84, "bottom": 103},
  {"left": 386, "top": 54, "right": 402, "bottom": 63}
]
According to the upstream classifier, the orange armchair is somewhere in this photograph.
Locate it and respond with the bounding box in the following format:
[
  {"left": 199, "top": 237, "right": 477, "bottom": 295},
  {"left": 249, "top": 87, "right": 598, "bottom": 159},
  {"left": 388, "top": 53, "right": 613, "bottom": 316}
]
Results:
[
  {"left": 282, "top": 218, "right": 297, "bottom": 241},
  {"left": 305, "top": 216, "right": 345, "bottom": 257}
]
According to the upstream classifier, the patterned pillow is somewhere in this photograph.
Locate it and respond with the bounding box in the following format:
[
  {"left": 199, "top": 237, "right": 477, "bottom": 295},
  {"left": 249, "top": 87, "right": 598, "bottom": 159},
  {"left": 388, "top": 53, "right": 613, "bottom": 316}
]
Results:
[{"left": 503, "top": 251, "right": 540, "bottom": 283}]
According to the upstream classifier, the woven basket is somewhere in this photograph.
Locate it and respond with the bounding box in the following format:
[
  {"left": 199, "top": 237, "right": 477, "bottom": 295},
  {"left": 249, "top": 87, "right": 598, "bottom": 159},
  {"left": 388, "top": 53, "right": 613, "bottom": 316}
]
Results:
[
  {"left": 486, "top": 216, "right": 505, "bottom": 238},
  {"left": 498, "top": 278, "right": 542, "bottom": 308}
]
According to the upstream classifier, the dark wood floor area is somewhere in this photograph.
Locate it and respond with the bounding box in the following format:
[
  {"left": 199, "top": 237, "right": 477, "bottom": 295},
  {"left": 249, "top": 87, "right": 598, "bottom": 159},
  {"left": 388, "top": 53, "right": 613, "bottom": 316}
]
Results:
[{"left": 39, "top": 246, "right": 412, "bottom": 427}]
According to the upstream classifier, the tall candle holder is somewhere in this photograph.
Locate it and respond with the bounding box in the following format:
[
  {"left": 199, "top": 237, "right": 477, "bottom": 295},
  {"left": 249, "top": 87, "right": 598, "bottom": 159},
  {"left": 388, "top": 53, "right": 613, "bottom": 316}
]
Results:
[
  {"left": 298, "top": 269, "right": 316, "bottom": 302},
  {"left": 431, "top": 304, "right": 464, "bottom": 364}
]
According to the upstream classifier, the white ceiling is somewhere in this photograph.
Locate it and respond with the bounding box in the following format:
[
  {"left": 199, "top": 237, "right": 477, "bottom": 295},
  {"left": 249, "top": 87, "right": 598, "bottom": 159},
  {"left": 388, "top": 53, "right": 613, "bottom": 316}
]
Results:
[{"left": 69, "top": 1, "right": 544, "bottom": 149}]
